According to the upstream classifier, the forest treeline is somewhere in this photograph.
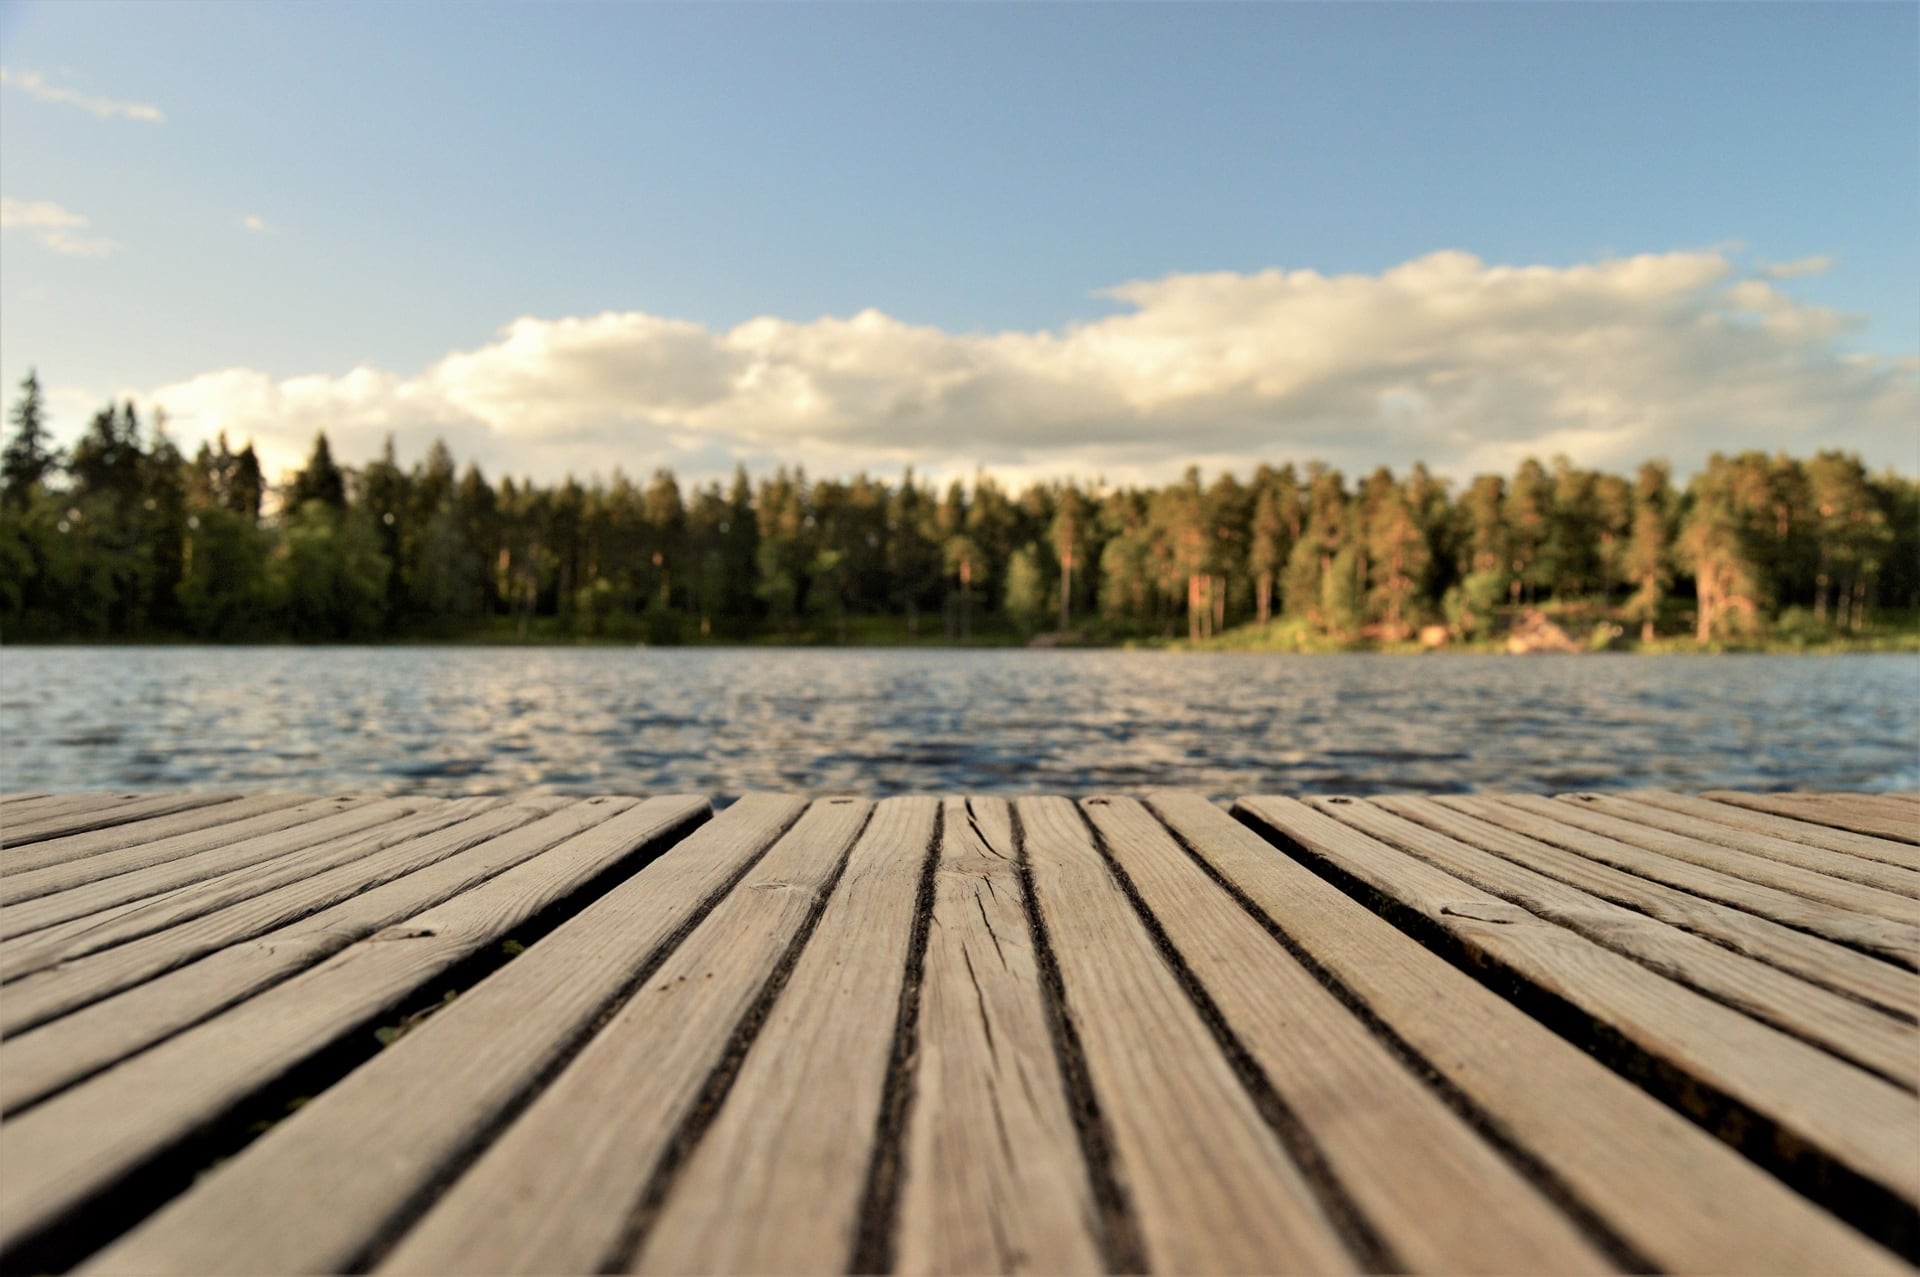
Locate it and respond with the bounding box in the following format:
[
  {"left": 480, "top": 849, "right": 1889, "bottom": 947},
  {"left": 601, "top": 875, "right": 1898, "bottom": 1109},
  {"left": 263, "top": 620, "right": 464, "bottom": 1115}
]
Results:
[{"left": 2, "top": 370, "right": 1915, "bottom": 647}]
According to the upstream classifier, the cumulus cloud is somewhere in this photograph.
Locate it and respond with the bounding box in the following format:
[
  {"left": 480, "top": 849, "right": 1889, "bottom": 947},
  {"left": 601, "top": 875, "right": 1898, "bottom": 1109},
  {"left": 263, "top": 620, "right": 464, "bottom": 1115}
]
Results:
[
  {"left": 0, "top": 67, "right": 164, "bottom": 123},
  {"left": 0, "top": 197, "right": 122, "bottom": 257},
  {"left": 139, "top": 250, "right": 1919, "bottom": 486}
]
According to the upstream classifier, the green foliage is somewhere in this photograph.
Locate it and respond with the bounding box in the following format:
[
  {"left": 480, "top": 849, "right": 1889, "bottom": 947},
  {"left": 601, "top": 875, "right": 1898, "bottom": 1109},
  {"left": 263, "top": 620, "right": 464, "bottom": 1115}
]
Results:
[
  {"left": 179, "top": 508, "right": 273, "bottom": 640},
  {"left": 2, "top": 369, "right": 58, "bottom": 507},
  {"left": 1003, "top": 543, "right": 1049, "bottom": 635},
  {"left": 1442, "top": 569, "right": 1508, "bottom": 637},
  {"left": 275, "top": 502, "right": 391, "bottom": 640},
  {"left": 1320, "top": 545, "right": 1364, "bottom": 637},
  {"left": 1, "top": 370, "right": 1914, "bottom": 650}
]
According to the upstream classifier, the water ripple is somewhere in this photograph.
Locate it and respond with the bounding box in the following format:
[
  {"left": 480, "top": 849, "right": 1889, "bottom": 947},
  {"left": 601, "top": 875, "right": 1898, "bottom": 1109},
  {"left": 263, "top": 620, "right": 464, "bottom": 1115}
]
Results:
[{"left": 1, "top": 647, "right": 1915, "bottom": 799}]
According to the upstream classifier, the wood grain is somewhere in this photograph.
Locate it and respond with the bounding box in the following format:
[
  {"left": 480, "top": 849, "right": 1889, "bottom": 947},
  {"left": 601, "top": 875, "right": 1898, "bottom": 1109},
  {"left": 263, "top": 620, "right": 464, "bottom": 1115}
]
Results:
[
  {"left": 0, "top": 793, "right": 243, "bottom": 847},
  {"left": 1236, "top": 794, "right": 1920, "bottom": 1260},
  {"left": 1439, "top": 793, "right": 1920, "bottom": 965},
  {"left": 894, "top": 797, "right": 1104, "bottom": 1276},
  {"left": 0, "top": 799, "right": 647, "bottom": 1115},
  {"left": 1489, "top": 793, "right": 1920, "bottom": 925},
  {"left": 1624, "top": 790, "right": 1920, "bottom": 871},
  {"left": 0, "top": 797, "right": 401, "bottom": 934},
  {"left": 375, "top": 798, "right": 872, "bottom": 1276},
  {"left": 0, "top": 793, "right": 315, "bottom": 885},
  {"left": 0, "top": 796, "right": 707, "bottom": 1261},
  {"left": 1707, "top": 791, "right": 1920, "bottom": 846},
  {"left": 1321, "top": 797, "right": 1917, "bottom": 1087},
  {"left": 1178, "top": 790, "right": 1911, "bottom": 1274},
  {"left": 1374, "top": 794, "right": 1919, "bottom": 1020},
  {"left": 78, "top": 796, "right": 806, "bottom": 1277},
  {"left": 634, "top": 797, "right": 939, "bottom": 1274},
  {"left": 0, "top": 798, "right": 524, "bottom": 1034},
  {"left": 1017, "top": 795, "right": 1358, "bottom": 1274},
  {"left": 1556, "top": 792, "right": 1920, "bottom": 897},
  {"left": 1084, "top": 795, "right": 1613, "bottom": 1273}
]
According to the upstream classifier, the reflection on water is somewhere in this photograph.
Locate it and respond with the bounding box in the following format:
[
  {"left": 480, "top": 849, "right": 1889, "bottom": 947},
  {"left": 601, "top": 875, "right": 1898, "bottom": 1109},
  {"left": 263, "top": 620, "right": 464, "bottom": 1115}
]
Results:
[{"left": 2, "top": 647, "right": 1915, "bottom": 797}]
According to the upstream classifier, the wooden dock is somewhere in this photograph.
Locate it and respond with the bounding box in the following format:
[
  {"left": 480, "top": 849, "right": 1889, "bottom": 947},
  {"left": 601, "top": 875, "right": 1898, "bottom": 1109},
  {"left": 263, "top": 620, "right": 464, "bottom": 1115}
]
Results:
[{"left": 0, "top": 787, "right": 1915, "bottom": 1274}]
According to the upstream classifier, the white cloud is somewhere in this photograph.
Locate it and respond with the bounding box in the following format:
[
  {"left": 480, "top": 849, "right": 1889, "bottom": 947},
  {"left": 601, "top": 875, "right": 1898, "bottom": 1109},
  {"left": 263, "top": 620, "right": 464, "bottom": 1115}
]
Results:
[
  {"left": 241, "top": 215, "right": 269, "bottom": 234},
  {"left": 1764, "top": 255, "right": 1834, "bottom": 280},
  {"left": 138, "top": 250, "right": 1920, "bottom": 486},
  {"left": 0, "top": 67, "right": 164, "bottom": 122},
  {"left": 0, "top": 198, "right": 85, "bottom": 230},
  {"left": 0, "top": 197, "right": 122, "bottom": 257}
]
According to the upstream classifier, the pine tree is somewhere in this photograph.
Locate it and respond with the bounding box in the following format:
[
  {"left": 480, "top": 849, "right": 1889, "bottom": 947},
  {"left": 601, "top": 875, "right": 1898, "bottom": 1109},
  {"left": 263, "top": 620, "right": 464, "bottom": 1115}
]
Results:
[
  {"left": 1050, "top": 485, "right": 1088, "bottom": 631},
  {"left": 1624, "top": 461, "right": 1673, "bottom": 641},
  {"left": 1364, "top": 479, "right": 1430, "bottom": 638},
  {"left": 1679, "top": 456, "right": 1763, "bottom": 642},
  {"left": 2, "top": 369, "right": 59, "bottom": 508},
  {"left": 229, "top": 443, "right": 265, "bottom": 521},
  {"left": 286, "top": 432, "right": 347, "bottom": 510}
]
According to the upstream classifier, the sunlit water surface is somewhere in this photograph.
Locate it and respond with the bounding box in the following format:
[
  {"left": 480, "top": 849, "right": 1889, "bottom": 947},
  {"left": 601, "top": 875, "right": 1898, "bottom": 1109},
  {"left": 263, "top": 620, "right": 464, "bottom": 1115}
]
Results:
[{"left": 2, "top": 647, "right": 1915, "bottom": 797}]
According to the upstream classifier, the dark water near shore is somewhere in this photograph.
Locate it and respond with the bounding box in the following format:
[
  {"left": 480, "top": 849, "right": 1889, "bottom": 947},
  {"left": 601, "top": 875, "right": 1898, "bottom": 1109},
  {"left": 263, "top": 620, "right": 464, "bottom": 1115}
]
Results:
[{"left": 2, "top": 647, "right": 1915, "bottom": 798}]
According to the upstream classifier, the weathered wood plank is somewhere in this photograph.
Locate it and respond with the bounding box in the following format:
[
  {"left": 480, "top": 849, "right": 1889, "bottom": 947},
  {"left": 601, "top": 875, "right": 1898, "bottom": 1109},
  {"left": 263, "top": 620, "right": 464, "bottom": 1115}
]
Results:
[
  {"left": 373, "top": 798, "right": 873, "bottom": 1276},
  {"left": 1708, "top": 791, "right": 1920, "bottom": 846},
  {"left": 633, "top": 798, "right": 939, "bottom": 1274},
  {"left": 1374, "top": 794, "right": 1919, "bottom": 1020},
  {"left": 0, "top": 793, "right": 243, "bottom": 847},
  {"left": 1082, "top": 796, "right": 1614, "bottom": 1273},
  {"left": 0, "top": 798, "right": 526, "bottom": 1035},
  {"left": 1237, "top": 795, "right": 1920, "bottom": 1257},
  {"left": 894, "top": 797, "right": 1104, "bottom": 1277},
  {"left": 1623, "top": 791, "right": 1920, "bottom": 872},
  {"left": 0, "top": 798, "right": 471, "bottom": 980},
  {"left": 1847, "top": 794, "right": 1920, "bottom": 817},
  {"left": 0, "top": 793, "right": 52, "bottom": 805},
  {"left": 1323, "top": 797, "right": 1917, "bottom": 1087},
  {"left": 1487, "top": 793, "right": 1920, "bottom": 926},
  {"left": 0, "top": 793, "right": 329, "bottom": 891},
  {"left": 0, "top": 798, "right": 649, "bottom": 1115},
  {"left": 1017, "top": 795, "right": 1358, "bottom": 1274},
  {"left": 1558, "top": 793, "right": 1920, "bottom": 897},
  {"left": 1440, "top": 794, "right": 1920, "bottom": 965},
  {"left": 1169, "top": 792, "right": 1910, "bottom": 1273},
  {"left": 0, "top": 797, "right": 405, "bottom": 936},
  {"left": 0, "top": 793, "right": 142, "bottom": 827},
  {"left": 78, "top": 795, "right": 794, "bottom": 1277},
  {"left": 0, "top": 796, "right": 709, "bottom": 1265}
]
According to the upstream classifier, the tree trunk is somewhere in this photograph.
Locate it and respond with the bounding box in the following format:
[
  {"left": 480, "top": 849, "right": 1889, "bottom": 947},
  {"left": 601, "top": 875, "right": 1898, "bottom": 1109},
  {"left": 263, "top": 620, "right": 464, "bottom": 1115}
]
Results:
[
  {"left": 1059, "top": 550, "right": 1072, "bottom": 632},
  {"left": 1256, "top": 572, "right": 1272, "bottom": 626}
]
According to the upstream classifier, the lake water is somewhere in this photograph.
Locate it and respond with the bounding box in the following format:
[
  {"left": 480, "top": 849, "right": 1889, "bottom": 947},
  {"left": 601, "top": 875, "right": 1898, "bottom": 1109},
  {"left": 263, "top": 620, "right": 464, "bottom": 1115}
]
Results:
[{"left": 2, "top": 647, "right": 1915, "bottom": 798}]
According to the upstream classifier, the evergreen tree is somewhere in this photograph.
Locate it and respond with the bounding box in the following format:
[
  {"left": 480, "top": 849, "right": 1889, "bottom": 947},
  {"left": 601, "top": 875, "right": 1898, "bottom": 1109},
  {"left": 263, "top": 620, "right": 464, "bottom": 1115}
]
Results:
[
  {"left": 286, "top": 432, "right": 347, "bottom": 510},
  {"left": 1364, "top": 478, "right": 1430, "bottom": 638},
  {"left": 1504, "top": 458, "right": 1553, "bottom": 604},
  {"left": 228, "top": 441, "right": 265, "bottom": 521},
  {"left": 1624, "top": 461, "right": 1674, "bottom": 641},
  {"left": 721, "top": 466, "right": 762, "bottom": 628},
  {"left": 141, "top": 409, "right": 190, "bottom": 631},
  {"left": 1246, "top": 465, "right": 1300, "bottom": 626},
  {"left": 1049, "top": 484, "right": 1089, "bottom": 631},
  {"left": 2, "top": 369, "right": 58, "bottom": 508},
  {"left": 1679, "top": 456, "right": 1764, "bottom": 642},
  {"left": 885, "top": 470, "right": 938, "bottom": 633}
]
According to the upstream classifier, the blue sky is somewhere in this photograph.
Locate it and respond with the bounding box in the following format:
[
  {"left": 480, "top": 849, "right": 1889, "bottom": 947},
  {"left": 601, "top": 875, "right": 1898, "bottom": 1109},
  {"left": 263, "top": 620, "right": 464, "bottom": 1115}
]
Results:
[{"left": 2, "top": 1, "right": 1915, "bottom": 485}]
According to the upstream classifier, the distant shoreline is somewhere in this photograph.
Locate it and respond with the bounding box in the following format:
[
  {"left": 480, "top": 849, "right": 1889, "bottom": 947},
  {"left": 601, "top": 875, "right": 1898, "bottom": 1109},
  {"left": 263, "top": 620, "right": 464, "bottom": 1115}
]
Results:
[{"left": 4, "top": 633, "right": 1915, "bottom": 654}]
